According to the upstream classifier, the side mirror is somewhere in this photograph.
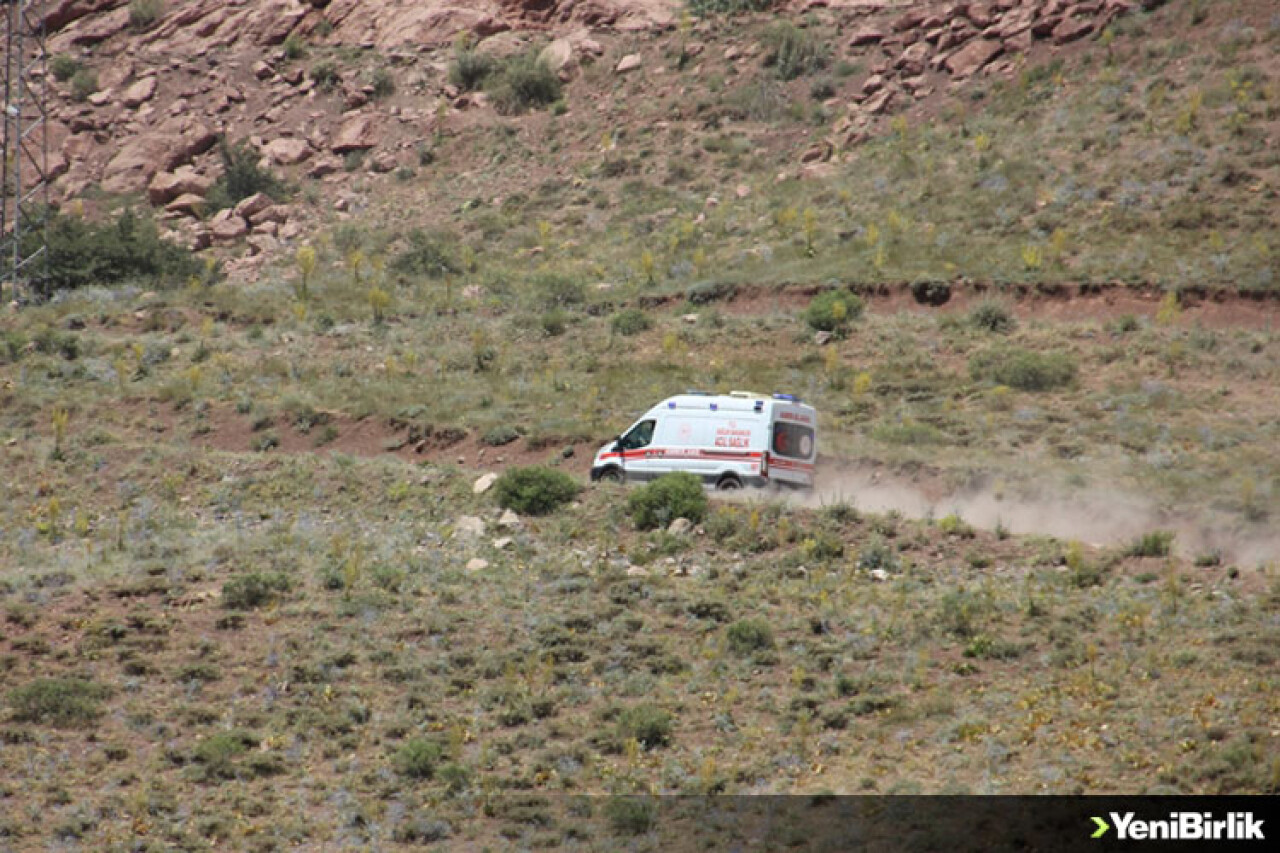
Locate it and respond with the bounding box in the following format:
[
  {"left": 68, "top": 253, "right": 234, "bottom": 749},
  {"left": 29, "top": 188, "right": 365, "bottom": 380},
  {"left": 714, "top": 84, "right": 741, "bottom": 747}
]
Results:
[{"left": 611, "top": 437, "right": 622, "bottom": 452}]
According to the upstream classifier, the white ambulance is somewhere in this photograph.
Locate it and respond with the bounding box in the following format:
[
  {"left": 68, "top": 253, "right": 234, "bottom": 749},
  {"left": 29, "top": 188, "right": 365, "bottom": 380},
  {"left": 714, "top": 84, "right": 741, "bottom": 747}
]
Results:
[{"left": 589, "top": 391, "right": 818, "bottom": 490}]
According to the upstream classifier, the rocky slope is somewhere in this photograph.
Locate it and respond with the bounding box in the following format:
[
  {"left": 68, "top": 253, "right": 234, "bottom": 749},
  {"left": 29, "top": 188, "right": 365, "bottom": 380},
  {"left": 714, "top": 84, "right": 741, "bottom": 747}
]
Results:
[{"left": 30, "top": 0, "right": 1164, "bottom": 275}]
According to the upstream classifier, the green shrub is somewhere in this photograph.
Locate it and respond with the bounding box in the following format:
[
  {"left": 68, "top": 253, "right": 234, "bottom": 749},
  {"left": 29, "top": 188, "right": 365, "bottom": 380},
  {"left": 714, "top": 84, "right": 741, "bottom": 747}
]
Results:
[
  {"left": 725, "top": 618, "right": 775, "bottom": 656},
  {"left": 282, "top": 33, "right": 307, "bottom": 61},
  {"left": 389, "top": 230, "right": 459, "bottom": 280},
  {"left": 192, "top": 730, "right": 257, "bottom": 778},
  {"left": 968, "top": 347, "right": 1076, "bottom": 391},
  {"left": 627, "top": 472, "right": 708, "bottom": 530},
  {"left": 50, "top": 54, "right": 80, "bottom": 83},
  {"left": 221, "top": 572, "right": 290, "bottom": 610},
  {"left": 616, "top": 704, "right": 672, "bottom": 749},
  {"left": 8, "top": 678, "right": 111, "bottom": 727},
  {"left": 34, "top": 208, "right": 200, "bottom": 294},
  {"left": 128, "top": 0, "right": 164, "bottom": 31},
  {"left": 763, "top": 22, "right": 828, "bottom": 81},
  {"left": 448, "top": 46, "right": 496, "bottom": 92},
  {"left": 494, "top": 466, "right": 581, "bottom": 516},
  {"left": 605, "top": 797, "right": 656, "bottom": 836},
  {"left": 804, "top": 289, "right": 864, "bottom": 334},
  {"left": 532, "top": 272, "right": 584, "bottom": 309},
  {"left": 481, "top": 425, "right": 520, "bottom": 447},
  {"left": 69, "top": 69, "right": 98, "bottom": 102},
  {"left": 540, "top": 309, "right": 568, "bottom": 337},
  {"left": 1125, "top": 530, "right": 1175, "bottom": 558},
  {"left": 370, "top": 67, "right": 395, "bottom": 99},
  {"left": 910, "top": 279, "right": 951, "bottom": 306},
  {"left": 488, "top": 51, "right": 562, "bottom": 115},
  {"left": 968, "top": 300, "right": 1016, "bottom": 333},
  {"left": 205, "top": 138, "right": 285, "bottom": 211},
  {"left": 688, "top": 0, "right": 777, "bottom": 15},
  {"left": 395, "top": 738, "right": 443, "bottom": 779},
  {"left": 310, "top": 61, "right": 340, "bottom": 92},
  {"left": 610, "top": 308, "right": 652, "bottom": 336},
  {"left": 686, "top": 280, "right": 737, "bottom": 304}
]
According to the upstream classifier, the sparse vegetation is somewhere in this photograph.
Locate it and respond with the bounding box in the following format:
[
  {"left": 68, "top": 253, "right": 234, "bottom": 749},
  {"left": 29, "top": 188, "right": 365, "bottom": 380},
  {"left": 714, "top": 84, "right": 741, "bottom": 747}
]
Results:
[
  {"left": 68, "top": 68, "right": 98, "bottom": 102},
  {"left": 0, "top": 2, "right": 1277, "bottom": 845},
  {"left": 969, "top": 347, "right": 1077, "bottom": 391},
  {"left": 128, "top": 0, "right": 164, "bottom": 32},
  {"left": 488, "top": 50, "right": 563, "bottom": 115},
  {"left": 206, "top": 138, "right": 285, "bottom": 211}
]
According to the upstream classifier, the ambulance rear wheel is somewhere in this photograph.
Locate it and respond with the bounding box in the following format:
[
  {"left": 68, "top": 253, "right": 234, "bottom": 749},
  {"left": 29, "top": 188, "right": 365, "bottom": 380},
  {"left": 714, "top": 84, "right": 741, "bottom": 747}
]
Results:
[
  {"left": 598, "top": 467, "right": 624, "bottom": 484},
  {"left": 715, "top": 475, "right": 742, "bottom": 491}
]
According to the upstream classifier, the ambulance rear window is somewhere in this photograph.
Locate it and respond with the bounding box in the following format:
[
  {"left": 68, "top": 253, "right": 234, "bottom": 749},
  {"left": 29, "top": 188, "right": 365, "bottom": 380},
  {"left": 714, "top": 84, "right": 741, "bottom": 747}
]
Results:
[{"left": 772, "top": 422, "right": 814, "bottom": 459}]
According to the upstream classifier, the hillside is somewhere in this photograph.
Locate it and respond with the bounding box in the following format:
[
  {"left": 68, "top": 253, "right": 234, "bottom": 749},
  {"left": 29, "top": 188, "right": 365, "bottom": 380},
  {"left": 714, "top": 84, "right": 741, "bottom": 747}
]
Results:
[{"left": 1, "top": 0, "right": 1279, "bottom": 849}]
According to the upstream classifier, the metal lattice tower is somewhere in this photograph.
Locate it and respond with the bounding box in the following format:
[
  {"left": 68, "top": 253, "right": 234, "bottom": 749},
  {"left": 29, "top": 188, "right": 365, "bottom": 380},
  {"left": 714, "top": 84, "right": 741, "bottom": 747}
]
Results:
[{"left": 2, "top": 0, "right": 50, "bottom": 300}]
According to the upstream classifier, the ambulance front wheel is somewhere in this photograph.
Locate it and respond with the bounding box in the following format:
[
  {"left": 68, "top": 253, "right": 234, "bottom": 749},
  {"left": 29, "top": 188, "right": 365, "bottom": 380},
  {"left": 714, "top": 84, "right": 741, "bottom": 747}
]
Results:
[
  {"left": 715, "top": 475, "right": 742, "bottom": 491},
  {"left": 596, "top": 466, "right": 624, "bottom": 484}
]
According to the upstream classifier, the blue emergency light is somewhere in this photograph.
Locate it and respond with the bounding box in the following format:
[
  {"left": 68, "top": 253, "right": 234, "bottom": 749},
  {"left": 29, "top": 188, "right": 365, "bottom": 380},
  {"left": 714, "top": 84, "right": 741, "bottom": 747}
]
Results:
[{"left": 773, "top": 393, "right": 799, "bottom": 402}]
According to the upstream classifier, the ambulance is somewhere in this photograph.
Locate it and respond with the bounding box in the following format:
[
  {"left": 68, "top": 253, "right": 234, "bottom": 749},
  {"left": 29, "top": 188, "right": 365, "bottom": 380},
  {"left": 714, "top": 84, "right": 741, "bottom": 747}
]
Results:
[{"left": 589, "top": 391, "right": 818, "bottom": 490}]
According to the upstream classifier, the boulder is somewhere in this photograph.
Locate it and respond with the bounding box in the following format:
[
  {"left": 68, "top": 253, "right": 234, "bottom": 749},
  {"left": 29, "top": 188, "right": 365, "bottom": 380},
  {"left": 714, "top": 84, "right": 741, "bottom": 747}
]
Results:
[
  {"left": 614, "top": 53, "right": 643, "bottom": 74},
  {"left": 943, "top": 37, "right": 1003, "bottom": 78},
  {"left": 122, "top": 76, "right": 158, "bottom": 109},
  {"left": 100, "top": 123, "right": 216, "bottom": 194},
  {"left": 539, "top": 38, "right": 575, "bottom": 75},
  {"left": 307, "top": 155, "right": 342, "bottom": 178},
  {"left": 667, "top": 517, "right": 693, "bottom": 536},
  {"left": 147, "top": 167, "right": 212, "bottom": 206},
  {"left": 332, "top": 113, "right": 377, "bottom": 153},
  {"left": 249, "top": 205, "right": 291, "bottom": 226},
  {"left": 849, "top": 28, "right": 885, "bottom": 47},
  {"left": 233, "top": 192, "right": 274, "bottom": 220},
  {"left": 210, "top": 215, "right": 248, "bottom": 242},
  {"left": 165, "top": 193, "right": 206, "bottom": 217},
  {"left": 1052, "top": 17, "right": 1095, "bottom": 44},
  {"left": 264, "top": 137, "right": 312, "bottom": 165}
]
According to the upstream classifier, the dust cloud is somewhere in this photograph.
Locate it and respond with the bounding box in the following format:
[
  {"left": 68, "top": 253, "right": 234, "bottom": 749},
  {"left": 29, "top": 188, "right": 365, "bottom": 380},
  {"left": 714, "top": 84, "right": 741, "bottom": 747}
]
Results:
[{"left": 765, "top": 461, "right": 1279, "bottom": 565}]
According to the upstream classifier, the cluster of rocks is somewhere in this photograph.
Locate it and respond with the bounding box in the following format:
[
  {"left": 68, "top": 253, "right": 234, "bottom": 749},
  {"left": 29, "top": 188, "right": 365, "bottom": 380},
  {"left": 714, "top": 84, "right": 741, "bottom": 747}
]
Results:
[{"left": 821, "top": 0, "right": 1150, "bottom": 152}]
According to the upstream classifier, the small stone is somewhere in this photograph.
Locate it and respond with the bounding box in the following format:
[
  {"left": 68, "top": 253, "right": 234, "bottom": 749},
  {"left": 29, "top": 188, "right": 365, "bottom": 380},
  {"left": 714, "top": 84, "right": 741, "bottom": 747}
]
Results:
[
  {"left": 492, "top": 537, "right": 513, "bottom": 550},
  {"left": 667, "top": 518, "right": 693, "bottom": 535},
  {"left": 466, "top": 558, "right": 489, "bottom": 572},
  {"left": 870, "top": 568, "right": 890, "bottom": 581},
  {"left": 626, "top": 565, "right": 650, "bottom": 577},
  {"left": 454, "top": 516, "right": 485, "bottom": 538},
  {"left": 614, "top": 54, "right": 643, "bottom": 74},
  {"left": 473, "top": 472, "right": 498, "bottom": 494},
  {"left": 814, "top": 331, "right": 833, "bottom": 346},
  {"left": 498, "top": 509, "right": 522, "bottom": 529}
]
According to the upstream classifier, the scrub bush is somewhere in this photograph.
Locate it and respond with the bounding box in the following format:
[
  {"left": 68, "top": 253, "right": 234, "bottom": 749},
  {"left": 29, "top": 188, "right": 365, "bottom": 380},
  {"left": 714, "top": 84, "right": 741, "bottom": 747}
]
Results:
[
  {"left": 8, "top": 678, "right": 111, "bottom": 727},
  {"left": 628, "top": 472, "right": 708, "bottom": 530},
  {"left": 610, "top": 308, "right": 652, "bottom": 336},
  {"left": 968, "top": 347, "right": 1076, "bottom": 391},
  {"left": 804, "top": 289, "right": 864, "bottom": 334},
  {"left": 494, "top": 466, "right": 581, "bottom": 515},
  {"left": 725, "top": 618, "right": 775, "bottom": 656}
]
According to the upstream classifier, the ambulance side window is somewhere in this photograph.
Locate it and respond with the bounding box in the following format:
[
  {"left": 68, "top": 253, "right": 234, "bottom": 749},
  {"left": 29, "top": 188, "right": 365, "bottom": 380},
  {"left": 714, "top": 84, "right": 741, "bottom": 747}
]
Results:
[{"left": 619, "top": 420, "right": 656, "bottom": 451}]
